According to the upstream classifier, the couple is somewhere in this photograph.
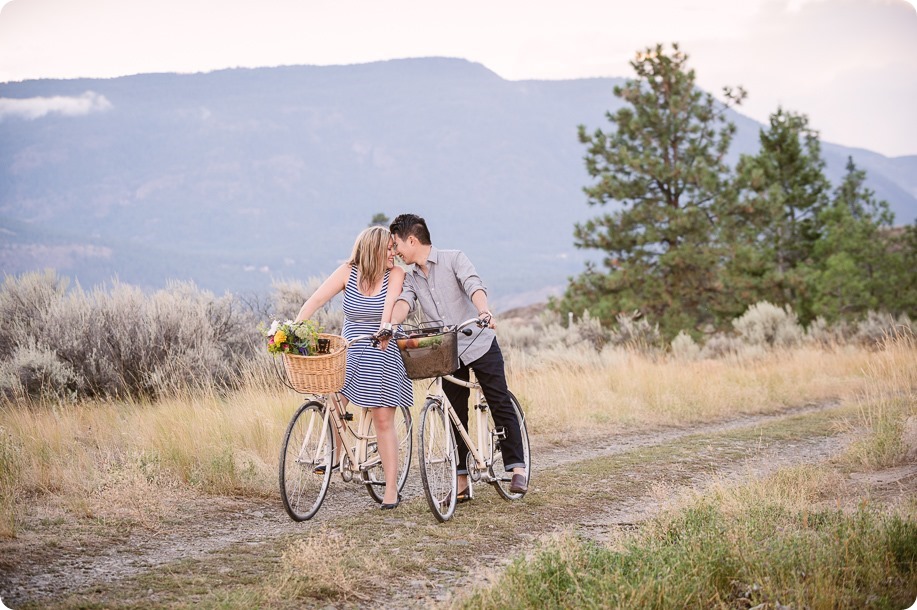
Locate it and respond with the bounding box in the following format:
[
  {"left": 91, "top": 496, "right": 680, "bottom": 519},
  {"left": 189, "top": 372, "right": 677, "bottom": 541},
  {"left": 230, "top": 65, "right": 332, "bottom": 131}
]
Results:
[{"left": 294, "top": 213, "right": 528, "bottom": 510}]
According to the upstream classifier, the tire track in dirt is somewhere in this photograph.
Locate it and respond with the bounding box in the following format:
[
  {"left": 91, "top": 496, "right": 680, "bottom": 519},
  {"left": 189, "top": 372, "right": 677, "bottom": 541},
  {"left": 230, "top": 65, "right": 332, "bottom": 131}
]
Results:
[{"left": 1, "top": 401, "right": 844, "bottom": 606}]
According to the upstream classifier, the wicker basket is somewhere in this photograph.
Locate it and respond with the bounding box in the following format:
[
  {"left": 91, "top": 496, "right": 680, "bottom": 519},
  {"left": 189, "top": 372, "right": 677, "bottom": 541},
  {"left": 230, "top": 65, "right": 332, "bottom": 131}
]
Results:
[
  {"left": 397, "top": 329, "right": 459, "bottom": 380},
  {"left": 281, "top": 333, "right": 347, "bottom": 393}
]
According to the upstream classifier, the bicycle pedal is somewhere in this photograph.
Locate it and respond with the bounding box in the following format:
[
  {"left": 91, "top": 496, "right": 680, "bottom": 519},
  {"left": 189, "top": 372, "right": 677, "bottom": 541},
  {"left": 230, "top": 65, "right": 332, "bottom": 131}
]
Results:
[{"left": 491, "top": 426, "right": 506, "bottom": 440}]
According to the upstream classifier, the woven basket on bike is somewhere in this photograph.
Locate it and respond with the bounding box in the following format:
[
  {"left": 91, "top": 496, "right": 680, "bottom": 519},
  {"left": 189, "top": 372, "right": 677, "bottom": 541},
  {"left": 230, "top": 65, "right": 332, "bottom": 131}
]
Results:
[
  {"left": 396, "top": 322, "right": 459, "bottom": 380},
  {"left": 281, "top": 333, "right": 347, "bottom": 393}
]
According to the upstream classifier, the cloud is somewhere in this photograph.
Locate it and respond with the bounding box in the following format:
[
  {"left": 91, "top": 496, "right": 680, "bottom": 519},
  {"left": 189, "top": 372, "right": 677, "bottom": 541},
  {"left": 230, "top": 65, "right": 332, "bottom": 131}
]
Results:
[{"left": 0, "top": 90, "right": 112, "bottom": 120}]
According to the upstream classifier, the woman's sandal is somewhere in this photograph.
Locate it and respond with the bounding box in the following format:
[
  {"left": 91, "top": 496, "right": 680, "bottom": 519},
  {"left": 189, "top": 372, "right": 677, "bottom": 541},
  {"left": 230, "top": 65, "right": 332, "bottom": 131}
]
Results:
[{"left": 380, "top": 494, "right": 402, "bottom": 510}]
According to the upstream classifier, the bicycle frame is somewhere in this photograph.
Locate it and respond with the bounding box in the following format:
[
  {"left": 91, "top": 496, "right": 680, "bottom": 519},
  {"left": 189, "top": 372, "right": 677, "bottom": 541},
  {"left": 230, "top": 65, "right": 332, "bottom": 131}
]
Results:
[
  {"left": 427, "top": 372, "right": 502, "bottom": 484},
  {"left": 309, "top": 392, "right": 381, "bottom": 479}
]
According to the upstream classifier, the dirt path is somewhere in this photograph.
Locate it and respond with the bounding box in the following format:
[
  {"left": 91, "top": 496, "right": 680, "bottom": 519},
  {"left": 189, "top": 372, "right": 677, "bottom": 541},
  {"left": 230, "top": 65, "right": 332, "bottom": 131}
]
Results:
[{"left": 1, "top": 401, "right": 858, "bottom": 608}]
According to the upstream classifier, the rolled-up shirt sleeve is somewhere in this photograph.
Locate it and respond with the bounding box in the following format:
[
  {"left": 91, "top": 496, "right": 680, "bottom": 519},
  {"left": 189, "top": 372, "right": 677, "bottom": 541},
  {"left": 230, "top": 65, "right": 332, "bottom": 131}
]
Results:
[
  {"left": 453, "top": 251, "right": 486, "bottom": 299},
  {"left": 397, "top": 270, "right": 418, "bottom": 313}
]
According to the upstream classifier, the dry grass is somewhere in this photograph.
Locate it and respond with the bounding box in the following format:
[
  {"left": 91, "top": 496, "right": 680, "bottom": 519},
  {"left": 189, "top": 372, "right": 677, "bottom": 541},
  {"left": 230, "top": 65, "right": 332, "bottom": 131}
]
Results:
[
  {"left": 274, "top": 527, "right": 396, "bottom": 603},
  {"left": 1, "top": 335, "right": 914, "bottom": 539},
  {"left": 457, "top": 333, "right": 917, "bottom": 610},
  {"left": 0, "top": 383, "right": 298, "bottom": 536},
  {"left": 506, "top": 340, "right": 914, "bottom": 438}
]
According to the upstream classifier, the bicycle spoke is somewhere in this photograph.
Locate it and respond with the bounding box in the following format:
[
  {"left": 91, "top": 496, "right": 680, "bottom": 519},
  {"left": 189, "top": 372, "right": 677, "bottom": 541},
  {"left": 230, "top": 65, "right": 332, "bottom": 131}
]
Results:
[
  {"left": 279, "top": 402, "right": 332, "bottom": 521},
  {"left": 419, "top": 399, "right": 457, "bottom": 522}
]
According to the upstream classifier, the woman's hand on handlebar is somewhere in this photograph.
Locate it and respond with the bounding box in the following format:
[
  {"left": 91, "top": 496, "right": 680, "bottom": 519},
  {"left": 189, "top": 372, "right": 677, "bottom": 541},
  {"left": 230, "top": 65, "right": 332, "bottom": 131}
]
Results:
[{"left": 373, "top": 326, "right": 393, "bottom": 351}]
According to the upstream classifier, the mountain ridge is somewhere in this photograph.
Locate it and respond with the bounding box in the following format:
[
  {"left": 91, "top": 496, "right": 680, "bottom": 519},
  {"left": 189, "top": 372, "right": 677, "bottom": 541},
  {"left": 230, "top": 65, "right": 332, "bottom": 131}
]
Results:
[{"left": 2, "top": 58, "right": 914, "bottom": 310}]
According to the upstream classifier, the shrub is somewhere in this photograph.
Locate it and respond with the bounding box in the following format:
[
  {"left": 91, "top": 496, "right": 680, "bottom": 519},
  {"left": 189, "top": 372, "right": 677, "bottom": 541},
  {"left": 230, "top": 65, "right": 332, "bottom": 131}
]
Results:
[
  {"left": 268, "top": 278, "right": 343, "bottom": 334},
  {"left": 671, "top": 331, "right": 700, "bottom": 361},
  {"left": 0, "top": 273, "right": 264, "bottom": 402},
  {"left": 854, "top": 311, "right": 913, "bottom": 347},
  {"left": 805, "top": 316, "right": 854, "bottom": 347},
  {"left": 0, "top": 340, "right": 82, "bottom": 401},
  {"left": 699, "top": 333, "right": 741, "bottom": 360},
  {"left": 610, "top": 310, "right": 662, "bottom": 355},
  {"left": 0, "top": 270, "right": 68, "bottom": 357},
  {"left": 732, "top": 301, "right": 803, "bottom": 348},
  {"left": 574, "top": 310, "right": 609, "bottom": 352}
]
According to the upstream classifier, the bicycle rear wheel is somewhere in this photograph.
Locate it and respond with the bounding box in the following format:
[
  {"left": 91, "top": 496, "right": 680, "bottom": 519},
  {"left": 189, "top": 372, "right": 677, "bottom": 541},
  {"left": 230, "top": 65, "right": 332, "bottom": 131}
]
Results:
[
  {"left": 363, "top": 404, "right": 413, "bottom": 503},
  {"left": 279, "top": 401, "right": 333, "bottom": 521},
  {"left": 489, "top": 391, "right": 531, "bottom": 501},
  {"left": 418, "top": 398, "right": 458, "bottom": 522}
]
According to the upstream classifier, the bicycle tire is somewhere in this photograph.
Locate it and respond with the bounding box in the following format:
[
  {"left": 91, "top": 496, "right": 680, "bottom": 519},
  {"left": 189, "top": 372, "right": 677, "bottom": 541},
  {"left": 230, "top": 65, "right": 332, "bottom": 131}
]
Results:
[
  {"left": 418, "top": 398, "right": 458, "bottom": 522},
  {"left": 489, "top": 391, "right": 531, "bottom": 501},
  {"left": 279, "top": 401, "right": 333, "bottom": 521},
  {"left": 363, "top": 404, "right": 413, "bottom": 503}
]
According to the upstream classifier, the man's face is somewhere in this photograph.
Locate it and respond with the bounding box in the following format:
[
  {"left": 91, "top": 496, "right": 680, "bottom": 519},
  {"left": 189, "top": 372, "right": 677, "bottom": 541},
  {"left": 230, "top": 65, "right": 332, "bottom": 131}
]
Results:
[{"left": 391, "top": 234, "right": 415, "bottom": 264}]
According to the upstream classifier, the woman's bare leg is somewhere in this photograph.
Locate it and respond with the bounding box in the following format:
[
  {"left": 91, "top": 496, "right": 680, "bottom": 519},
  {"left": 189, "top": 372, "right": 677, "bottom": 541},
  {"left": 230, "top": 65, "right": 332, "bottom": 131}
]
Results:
[{"left": 370, "top": 406, "right": 399, "bottom": 504}]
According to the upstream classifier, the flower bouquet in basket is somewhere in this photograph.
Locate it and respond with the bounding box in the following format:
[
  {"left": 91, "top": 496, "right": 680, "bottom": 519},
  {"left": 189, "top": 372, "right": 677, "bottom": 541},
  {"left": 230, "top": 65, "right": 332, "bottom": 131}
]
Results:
[{"left": 260, "top": 319, "right": 328, "bottom": 356}]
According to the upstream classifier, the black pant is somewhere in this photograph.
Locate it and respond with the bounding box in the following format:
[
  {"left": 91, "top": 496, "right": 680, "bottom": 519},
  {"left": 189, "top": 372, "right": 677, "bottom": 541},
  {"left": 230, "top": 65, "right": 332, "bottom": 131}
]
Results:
[{"left": 442, "top": 339, "right": 526, "bottom": 474}]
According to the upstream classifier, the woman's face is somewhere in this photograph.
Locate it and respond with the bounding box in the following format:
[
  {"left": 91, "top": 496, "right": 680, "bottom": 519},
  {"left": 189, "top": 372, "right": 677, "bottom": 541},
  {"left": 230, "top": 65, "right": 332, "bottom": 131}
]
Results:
[{"left": 385, "top": 239, "right": 396, "bottom": 269}]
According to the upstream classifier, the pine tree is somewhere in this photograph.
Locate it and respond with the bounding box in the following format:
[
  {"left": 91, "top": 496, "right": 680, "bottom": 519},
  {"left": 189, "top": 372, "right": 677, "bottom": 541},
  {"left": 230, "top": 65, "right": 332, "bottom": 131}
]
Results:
[
  {"left": 811, "top": 157, "right": 912, "bottom": 320},
  {"left": 369, "top": 212, "right": 390, "bottom": 227},
  {"left": 720, "top": 108, "right": 830, "bottom": 323},
  {"left": 555, "top": 43, "right": 745, "bottom": 338}
]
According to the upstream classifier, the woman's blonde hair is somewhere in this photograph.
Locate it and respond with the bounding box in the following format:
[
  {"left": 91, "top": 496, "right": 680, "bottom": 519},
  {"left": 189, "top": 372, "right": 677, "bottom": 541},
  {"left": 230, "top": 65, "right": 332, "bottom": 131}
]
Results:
[{"left": 349, "top": 226, "right": 390, "bottom": 294}]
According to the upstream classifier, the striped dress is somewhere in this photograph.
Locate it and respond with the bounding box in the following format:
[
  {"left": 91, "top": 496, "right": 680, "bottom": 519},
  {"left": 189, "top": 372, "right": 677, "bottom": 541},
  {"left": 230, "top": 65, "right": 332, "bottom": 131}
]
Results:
[{"left": 340, "top": 266, "right": 414, "bottom": 408}]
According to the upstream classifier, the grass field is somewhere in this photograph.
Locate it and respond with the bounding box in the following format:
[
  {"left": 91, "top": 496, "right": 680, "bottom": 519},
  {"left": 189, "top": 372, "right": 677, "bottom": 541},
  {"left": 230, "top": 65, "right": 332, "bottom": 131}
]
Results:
[{"left": 1, "top": 333, "right": 915, "bottom": 608}]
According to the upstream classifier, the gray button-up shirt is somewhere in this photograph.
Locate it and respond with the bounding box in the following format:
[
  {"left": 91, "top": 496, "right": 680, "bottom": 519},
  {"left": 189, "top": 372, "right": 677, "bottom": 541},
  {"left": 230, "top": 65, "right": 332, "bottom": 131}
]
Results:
[{"left": 397, "top": 246, "right": 495, "bottom": 365}]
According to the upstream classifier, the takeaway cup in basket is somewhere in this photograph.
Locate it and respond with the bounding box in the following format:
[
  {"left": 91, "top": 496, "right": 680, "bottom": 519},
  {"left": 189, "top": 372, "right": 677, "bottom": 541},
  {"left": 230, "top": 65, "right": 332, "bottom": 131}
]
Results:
[{"left": 396, "top": 329, "right": 459, "bottom": 379}]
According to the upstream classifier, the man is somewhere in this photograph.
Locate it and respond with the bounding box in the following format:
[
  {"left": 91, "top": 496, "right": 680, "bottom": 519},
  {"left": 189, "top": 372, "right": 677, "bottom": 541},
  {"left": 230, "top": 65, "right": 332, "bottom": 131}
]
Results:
[{"left": 388, "top": 213, "right": 527, "bottom": 501}]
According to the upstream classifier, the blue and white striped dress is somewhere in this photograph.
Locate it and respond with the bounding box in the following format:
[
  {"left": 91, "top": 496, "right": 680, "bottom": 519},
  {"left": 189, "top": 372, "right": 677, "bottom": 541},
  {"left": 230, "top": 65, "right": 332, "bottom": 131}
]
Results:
[{"left": 340, "top": 266, "right": 414, "bottom": 408}]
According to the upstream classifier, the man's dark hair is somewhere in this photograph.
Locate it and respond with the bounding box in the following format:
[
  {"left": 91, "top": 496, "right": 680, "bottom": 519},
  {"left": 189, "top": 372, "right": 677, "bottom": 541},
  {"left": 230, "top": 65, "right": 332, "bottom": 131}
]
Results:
[{"left": 390, "top": 213, "right": 432, "bottom": 245}]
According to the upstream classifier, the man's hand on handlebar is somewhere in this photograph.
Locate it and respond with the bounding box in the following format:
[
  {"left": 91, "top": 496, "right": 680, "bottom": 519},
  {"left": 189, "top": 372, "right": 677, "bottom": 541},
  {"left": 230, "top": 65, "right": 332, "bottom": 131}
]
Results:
[{"left": 478, "top": 311, "right": 495, "bottom": 330}]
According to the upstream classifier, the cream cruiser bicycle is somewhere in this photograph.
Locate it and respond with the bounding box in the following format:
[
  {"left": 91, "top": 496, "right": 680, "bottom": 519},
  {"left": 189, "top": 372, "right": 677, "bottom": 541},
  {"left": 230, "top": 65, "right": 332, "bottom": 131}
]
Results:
[
  {"left": 391, "top": 317, "right": 531, "bottom": 522},
  {"left": 276, "top": 333, "right": 412, "bottom": 521}
]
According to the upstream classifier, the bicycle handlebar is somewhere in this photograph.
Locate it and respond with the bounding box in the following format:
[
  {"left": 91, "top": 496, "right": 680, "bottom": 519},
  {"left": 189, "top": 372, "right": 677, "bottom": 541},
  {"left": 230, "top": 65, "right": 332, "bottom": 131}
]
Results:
[
  {"left": 452, "top": 316, "right": 491, "bottom": 332},
  {"left": 386, "top": 316, "right": 491, "bottom": 340},
  {"left": 347, "top": 334, "right": 382, "bottom": 348}
]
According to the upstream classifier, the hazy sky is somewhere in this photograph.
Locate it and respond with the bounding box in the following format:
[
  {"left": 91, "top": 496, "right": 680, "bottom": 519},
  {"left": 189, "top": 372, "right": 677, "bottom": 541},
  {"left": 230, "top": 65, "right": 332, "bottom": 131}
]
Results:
[{"left": 1, "top": 0, "right": 915, "bottom": 156}]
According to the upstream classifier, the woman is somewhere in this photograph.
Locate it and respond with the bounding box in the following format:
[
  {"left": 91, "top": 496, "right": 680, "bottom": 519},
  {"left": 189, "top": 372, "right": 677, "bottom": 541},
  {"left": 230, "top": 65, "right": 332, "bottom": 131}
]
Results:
[{"left": 294, "top": 226, "right": 413, "bottom": 509}]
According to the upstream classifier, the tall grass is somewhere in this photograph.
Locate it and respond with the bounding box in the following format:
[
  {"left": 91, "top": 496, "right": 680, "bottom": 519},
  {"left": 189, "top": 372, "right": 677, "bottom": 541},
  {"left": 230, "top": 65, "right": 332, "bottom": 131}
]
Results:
[
  {"left": 0, "top": 381, "right": 298, "bottom": 535},
  {"left": 506, "top": 341, "right": 905, "bottom": 437},
  {"left": 2, "top": 272, "right": 914, "bottom": 540},
  {"left": 2, "top": 333, "right": 914, "bottom": 538},
  {"left": 843, "top": 330, "right": 917, "bottom": 470},
  {"left": 459, "top": 331, "right": 917, "bottom": 610},
  {"left": 460, "top": 473, "right": 916, "bottom": 609}
]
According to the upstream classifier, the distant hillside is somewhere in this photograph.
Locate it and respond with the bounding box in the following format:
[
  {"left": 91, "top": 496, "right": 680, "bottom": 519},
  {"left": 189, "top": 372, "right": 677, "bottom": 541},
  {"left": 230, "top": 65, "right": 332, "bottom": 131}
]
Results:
[{"left": 1, "top": 58, "right": 914, "bottom": 310}]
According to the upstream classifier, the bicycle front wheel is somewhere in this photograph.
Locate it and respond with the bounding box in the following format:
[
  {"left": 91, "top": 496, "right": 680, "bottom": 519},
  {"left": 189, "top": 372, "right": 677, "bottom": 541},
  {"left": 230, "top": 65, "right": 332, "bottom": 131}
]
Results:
[
  {"left": 489, "top": 391, "right": 531, "bottom": 501},
  {"left": 418, "top": 398, "right": 458, "bottom": 522},
  {"left": 279, "top": 401, "right": 333, "bottom": 521},
  {"left": 363, "top": 404, "right": 413, "bottom": 503}
]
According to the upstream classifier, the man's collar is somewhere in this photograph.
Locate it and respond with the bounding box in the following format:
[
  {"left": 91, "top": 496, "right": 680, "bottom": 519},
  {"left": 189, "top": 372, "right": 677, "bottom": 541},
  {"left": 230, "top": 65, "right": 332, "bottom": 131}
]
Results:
[{"left": 408, "top": 245, "right": 437, "bottom": 276}]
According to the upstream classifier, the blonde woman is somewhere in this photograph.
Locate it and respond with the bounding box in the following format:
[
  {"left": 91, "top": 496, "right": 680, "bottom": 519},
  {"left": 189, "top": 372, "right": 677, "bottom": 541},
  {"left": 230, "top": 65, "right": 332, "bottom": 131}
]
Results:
[{"left": 295, "top": 226, "right": 413, "bottom": 508}]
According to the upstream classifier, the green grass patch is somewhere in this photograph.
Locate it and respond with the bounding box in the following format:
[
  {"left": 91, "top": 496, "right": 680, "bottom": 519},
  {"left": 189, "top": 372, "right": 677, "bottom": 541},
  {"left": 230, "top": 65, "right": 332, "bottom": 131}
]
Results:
[{"left": 460, "top": 476, "right": 917, "bottom": 610}]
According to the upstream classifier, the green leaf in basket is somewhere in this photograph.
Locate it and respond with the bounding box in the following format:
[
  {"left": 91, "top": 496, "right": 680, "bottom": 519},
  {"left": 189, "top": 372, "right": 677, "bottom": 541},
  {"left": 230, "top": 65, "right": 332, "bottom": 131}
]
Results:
[{"left": 417, "top": 335, "right": 443, "bottom": 348}]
